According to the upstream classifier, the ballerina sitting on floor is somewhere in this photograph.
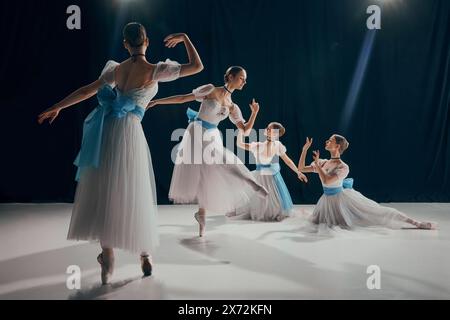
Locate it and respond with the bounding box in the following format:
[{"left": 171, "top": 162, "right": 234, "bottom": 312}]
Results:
[
  {"left": 228, "top": 122, "right": 308, "bottom": 221},
  {"left": 298, "top": 135, "right": 437, "bottom": 230}
]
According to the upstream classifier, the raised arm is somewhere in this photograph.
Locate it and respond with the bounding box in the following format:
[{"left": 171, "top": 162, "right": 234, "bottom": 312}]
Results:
[
  {"left": 235, "top": 99, "right": 259, "bottom": 135},
  {"left": 164, "top": 33, "right": 204, "bottom": 78},
  {"left": 38, "top": 79, "right": 104, "bottom": 124},
  {"left": 147, "top": 93, "right": 196, "bottom": 109},
  {"left": 236, "top": 129, "right": 251, "bottom": 151},
  {"left": 298, "top": 137, "right": 315, "bottom": 173}
]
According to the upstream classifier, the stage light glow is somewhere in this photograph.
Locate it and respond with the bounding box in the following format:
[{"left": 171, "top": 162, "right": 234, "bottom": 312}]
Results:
[
  {"left": 110, "top": 0, "right": 144, "bottom": 9},
  {"left": 371, "top": 0, "right": 404, "bottom": 8},
  {"left": 340, "top": 30, "right": 377, "bottom": 132}
]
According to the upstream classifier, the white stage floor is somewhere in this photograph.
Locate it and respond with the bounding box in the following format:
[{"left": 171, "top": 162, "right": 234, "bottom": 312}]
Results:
[{"left": 0, "top": 203, "right": 449, "bottom": 300}]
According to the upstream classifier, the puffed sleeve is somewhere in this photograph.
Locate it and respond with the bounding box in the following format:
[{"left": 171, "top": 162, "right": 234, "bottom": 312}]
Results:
[
  {"left": 192, "top": 84, "right": 215, "bottom": 102},
  {"left": 310, "top": 159, "right": 327, "bottom": 173},
  {"left": 99, "top": 60, "right": 120, "bottom": 87},
  {"left": 276, "top": 141, "right": 287, "bottom": 156},
  {"left": 153, "top": 59, "right": 182, "bottom": 82},
  {"left": 229, "top": 104, "right": 246, "bottom": 125}
]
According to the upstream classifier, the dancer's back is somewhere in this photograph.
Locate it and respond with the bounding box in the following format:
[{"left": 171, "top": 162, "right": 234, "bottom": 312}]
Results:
[{"left": 115, "top": 59, "right": 156, "bottom": 92}]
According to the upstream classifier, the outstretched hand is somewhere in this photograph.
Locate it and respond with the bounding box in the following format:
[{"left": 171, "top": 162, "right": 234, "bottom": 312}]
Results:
[
  {"left": 146, "top": 101, "right": 157, "bottom": 109},
  {"left": 312, "top": 150, "right": 320, "bottom": 164},
  {"left": 164, "top": 33, "right": 187, "bottom": 48},
  {"left": 302, "top": 137, "right": 313, "bottom": 151},
  {"left": 249, "top": 98, "right": 260, "bottom": 114},
  {"left": 298, "top": 172, "right": 308, "bottom": 183},
  {"left": 38, "top": 106, "right": 61, "bottom": 125}
]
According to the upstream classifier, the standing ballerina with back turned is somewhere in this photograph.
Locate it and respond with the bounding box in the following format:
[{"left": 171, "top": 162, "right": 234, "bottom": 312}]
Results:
[
  {"left": 298, "top": 135, "right": 437, "bottom": 230},
  {"left": 38, "top": 23, "right": 204, "bottom": 284},
  {"left": 148, "top": 66, "right": 268, "bottom": 237}
]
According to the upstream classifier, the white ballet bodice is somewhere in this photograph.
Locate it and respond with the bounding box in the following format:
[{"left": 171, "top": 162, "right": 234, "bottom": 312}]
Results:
[
  {"left": 115, "top": 85, "right": 159, "bottom": 109},
  {"left": 311, "top": 159, "right": 350, "bottom": 188},
  {"left": 197, "top": 99, "right": 235, "bottom": 125},
  {"left": 192, "top": 84, "right": 246, "bottom": 126},
  {"left": 249, "top": 141, "right": 287, "bottom": 165}
]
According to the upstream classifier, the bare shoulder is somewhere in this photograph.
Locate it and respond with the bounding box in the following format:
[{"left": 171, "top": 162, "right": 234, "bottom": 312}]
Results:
[
  {"left": 145, "top": 61, "right": 157, "bottom": 70},
  {"left": 206, "top": 86, "right": 222, "bottom": 99},
  {"left": 115, "top": 60, "right": 157, "bottom": 88},
  {"left": 211, "top": 86, "right": 222, "bottom": 94}
]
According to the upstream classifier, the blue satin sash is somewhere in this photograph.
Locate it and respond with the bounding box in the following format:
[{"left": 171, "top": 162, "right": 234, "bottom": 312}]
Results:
[
  {"left": 73, "top": 85, "right": 145, "bottom": 181},
  {"left": 186, "top": 107, "right": 217, "bottom": 130},
  {"left": 255, "top": 163, "right": 294, "bottom": 212},
  {"left": 322, "top": 178, "right": 354, "bottom": 196}
]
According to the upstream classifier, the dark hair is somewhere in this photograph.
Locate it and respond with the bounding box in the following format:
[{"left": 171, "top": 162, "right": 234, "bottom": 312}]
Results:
[
  {"left": 224, "top": 66, "right": 245, "bottom": 83},
  {"left": 334, "top": 134, "right": 349, "bottom": 155},
  {"left": 268, "top": 122, "right": 286, "bottom": 137},
  {"left": 123, "top": 22, "right": 147, "bottom": 48}
]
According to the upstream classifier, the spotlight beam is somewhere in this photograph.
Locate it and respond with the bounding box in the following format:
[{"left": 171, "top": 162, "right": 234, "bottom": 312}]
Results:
[{"left": 340, "top": 30, "right": 377, "bottom": 133}]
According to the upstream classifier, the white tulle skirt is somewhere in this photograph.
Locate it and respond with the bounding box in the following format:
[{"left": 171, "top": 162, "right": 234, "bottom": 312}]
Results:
[
  {"left": 232, "top": 171, "right": 292, "bottom": 221},
  {"left": 169, "top": 122, "right": 268, "bottom": 213},
  {"left": 68, "top": 113, "right": 159, "bottom": 253},
  {"left": 309, "top": 188, "right": 411, "bottom": 229}
]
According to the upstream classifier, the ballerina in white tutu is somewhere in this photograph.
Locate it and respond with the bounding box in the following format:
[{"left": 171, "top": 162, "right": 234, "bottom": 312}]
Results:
[
  {"left": 298, "top": 135, "right": 437, "bottom": 230},
  {"left": 38, "top": 22, "right": 204, "bottom": 284},
  {"left": 229, "top": 122, "right": 308, "bottom": 221},
  {"left": 148, "top": 66, "right": 268, "bottom": 236}
]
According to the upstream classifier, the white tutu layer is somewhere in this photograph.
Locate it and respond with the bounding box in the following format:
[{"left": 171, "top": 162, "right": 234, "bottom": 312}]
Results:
[
  {"left": 68, "top": 114, "right": 159, "bottom": 253},
  {"left": 309, "top": 188, "right": 411, "bottom": 229},
  {"left": 169, "top": 122, "right": 268, "bottom": 213},
  {"left": 233, "top": 171, "right": 291, "bottom": 221}
]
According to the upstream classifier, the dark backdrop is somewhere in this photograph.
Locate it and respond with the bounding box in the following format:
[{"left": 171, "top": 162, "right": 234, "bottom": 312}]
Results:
[{"left": 1, "top": 0, "right": 449, "bottom": 204}]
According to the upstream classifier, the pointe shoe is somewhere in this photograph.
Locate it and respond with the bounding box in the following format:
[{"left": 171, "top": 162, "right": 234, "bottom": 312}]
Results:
[
  {"left": 97, "top": 253, "right": 114, "bottom": 285},
  {"left": 194, "top": 212, "right": 206, "bottom": 237},
  {"left": 140, "top": 255, "right": 153, "bottom": 277},
  {"left": 417, "top": 221, "right": 438, "bottom": 230}
]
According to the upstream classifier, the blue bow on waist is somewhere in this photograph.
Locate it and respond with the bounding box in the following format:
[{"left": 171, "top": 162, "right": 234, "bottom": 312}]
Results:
[
  {"left": 323, "top": 178, "right": 354, "bottom": 196},
  {"left": 186, "top": 107, "right": 217, "bottom": 130},
  {"left": 73, "top": 85, "right": 145, "bottom": 181}
]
